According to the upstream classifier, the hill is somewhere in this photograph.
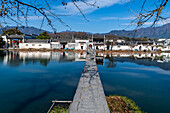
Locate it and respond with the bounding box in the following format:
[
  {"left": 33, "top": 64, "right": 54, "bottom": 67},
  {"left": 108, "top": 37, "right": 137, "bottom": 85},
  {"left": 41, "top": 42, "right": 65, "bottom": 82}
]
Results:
[
  {"left": 0, "top": 26, "right": 51, "bottom": 35},
  {"left": 1, "top": 23, "right": 170, "bottom": 39},
  {"left": 107, "top": 23, "right": 170, "bottom": 39}
]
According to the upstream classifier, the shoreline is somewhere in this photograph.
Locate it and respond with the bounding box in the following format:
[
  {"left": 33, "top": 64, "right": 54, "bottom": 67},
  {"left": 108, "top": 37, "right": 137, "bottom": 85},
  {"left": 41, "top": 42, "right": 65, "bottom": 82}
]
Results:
[
  {"left": 0, "top": 48, "right": 169, "bottom": 54},
  {"left": 48, "top": 95, "right": 145, "bottom": 113}
]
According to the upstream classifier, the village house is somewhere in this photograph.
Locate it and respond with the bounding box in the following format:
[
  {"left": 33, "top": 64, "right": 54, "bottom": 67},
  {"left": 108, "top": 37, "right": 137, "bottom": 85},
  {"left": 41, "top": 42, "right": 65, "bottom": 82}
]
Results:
[
  {"left": 75, "top": 39, "right": 89, "bottom": 50},
  {"left": 19, "top": 39, "right": 51, "bottom": 49},
  {"left": 2, "top": 32, "right": 170, "bottom": 52},
  {"left": 132, "top": 41, "right": 155, "bottom": 51},
  {"left": 2, "top": 34, "right": 37, "bottom": 49},
  {"left": 93, "top": 36, "right": 105, "bottom": 50},
  {"left": 155, "top": 39, "right": 170, "bottom": 51},
  {"left": 112, "top": 41, "right": 132, "bottom": 51},
  {"left": 157, "top": 39, "right": 170, "bottom": 46},
  {"left": 51, "top": 38, "right": 75, "bottom": 50}
]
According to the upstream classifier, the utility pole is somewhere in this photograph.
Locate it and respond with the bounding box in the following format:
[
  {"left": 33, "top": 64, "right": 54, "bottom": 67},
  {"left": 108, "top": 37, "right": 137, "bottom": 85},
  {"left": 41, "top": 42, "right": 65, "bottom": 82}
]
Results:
[{"left": 104, "top": 35, "right": 106, "bottom": 51}]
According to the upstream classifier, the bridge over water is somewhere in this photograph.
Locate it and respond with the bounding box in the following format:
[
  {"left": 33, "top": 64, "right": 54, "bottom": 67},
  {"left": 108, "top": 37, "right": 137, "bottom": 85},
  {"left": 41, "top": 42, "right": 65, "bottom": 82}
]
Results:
[{"left": 68, "top": 49, "right": 110, "bottom": 113}]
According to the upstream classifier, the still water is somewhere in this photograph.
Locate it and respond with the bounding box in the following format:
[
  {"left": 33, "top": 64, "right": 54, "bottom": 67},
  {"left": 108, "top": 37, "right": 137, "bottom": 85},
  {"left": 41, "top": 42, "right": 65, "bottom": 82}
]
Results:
[{"left": 0, "top": 50, "right": 170, "bottom": 113}]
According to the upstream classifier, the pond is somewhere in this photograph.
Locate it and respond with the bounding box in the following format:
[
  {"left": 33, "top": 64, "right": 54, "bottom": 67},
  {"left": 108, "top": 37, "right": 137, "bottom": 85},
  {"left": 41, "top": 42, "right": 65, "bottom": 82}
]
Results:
[{"left": 0, "top": 50, "right": 170, "bottom": 113}]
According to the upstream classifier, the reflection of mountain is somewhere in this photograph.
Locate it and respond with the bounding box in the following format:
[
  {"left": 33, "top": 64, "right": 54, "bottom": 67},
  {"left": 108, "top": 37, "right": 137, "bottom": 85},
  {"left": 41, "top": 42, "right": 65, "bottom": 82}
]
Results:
[{"left": 112, "top": 57, "right": 170, "bottom": 71}]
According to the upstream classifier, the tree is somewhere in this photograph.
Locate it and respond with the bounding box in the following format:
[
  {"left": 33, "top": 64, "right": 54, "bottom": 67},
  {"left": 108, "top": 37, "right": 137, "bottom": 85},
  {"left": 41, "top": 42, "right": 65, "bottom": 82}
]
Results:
[
  {"left": 0, "top": 37, "right": 5, "bottom": 48},
  {"left": 130, "top": 0, "right": 169, "bottom": 28},
  {"left": 36, "top": 31, "right": 50, "bottom": 39},
  {"left": 0, "top": 0, "right": 97, "bottom": 31},
  {"left": 2, "top": 28, "right": 23, "bottom": 35},
  {"left": 0, "top": 0, "right": 169, "bottom": 30}
]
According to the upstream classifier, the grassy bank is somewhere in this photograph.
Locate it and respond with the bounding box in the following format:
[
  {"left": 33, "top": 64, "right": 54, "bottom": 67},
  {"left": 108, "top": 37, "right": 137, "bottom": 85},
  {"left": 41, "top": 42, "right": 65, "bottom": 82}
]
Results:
[
  {"left": 50, "top": 104, "right": 69, "bottom": 113},
  {"left": 49, "top": 95, "right": 145, "bottom": 113},
  {"left": 106, "top": 95, "right": 146, "bottom": 113}
]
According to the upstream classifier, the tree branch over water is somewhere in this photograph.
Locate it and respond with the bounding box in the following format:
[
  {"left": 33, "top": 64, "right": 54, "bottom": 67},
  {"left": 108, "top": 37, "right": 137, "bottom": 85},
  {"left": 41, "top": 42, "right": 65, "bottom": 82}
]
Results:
[
  {"left": 130, "top": 0, "right": 169, "bottom": 28},
  {"left": 0, "top": 0, "right": 169, "bottom": 31},
  {"left": 0, "top": 0, "right": 98, "bottom": 31}
]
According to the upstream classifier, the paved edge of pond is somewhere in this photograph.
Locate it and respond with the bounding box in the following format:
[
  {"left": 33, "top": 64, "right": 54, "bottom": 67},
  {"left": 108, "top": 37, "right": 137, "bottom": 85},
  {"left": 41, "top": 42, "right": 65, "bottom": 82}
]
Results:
[{"left": 68, "top": 49, "right": 110, "bottom": 113}]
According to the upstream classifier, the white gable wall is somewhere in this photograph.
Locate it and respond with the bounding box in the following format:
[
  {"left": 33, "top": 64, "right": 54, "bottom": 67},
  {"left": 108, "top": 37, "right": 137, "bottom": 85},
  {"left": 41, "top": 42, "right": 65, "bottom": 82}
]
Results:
[
  {"left": 19, "top": 43, "right": 51, "bottom": 49},
  {"left": 112, "top": 45, "right": 131, "bottom": 51}
]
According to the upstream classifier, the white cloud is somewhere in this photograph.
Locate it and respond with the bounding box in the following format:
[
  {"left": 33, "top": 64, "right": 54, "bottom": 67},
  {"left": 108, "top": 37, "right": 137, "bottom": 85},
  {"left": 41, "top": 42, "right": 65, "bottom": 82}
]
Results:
[
  {"left": 101, "top": 16, "right": 136, "bottom": 20},
  {"left": 122, "top": 67, "right": 170, "bottom": 75},
  {"left": 122, "top": 18, "right": 170, "bottom": 26},
  {"left": 56, "top": 0, "right": 129, "bottom": 15},
  {"left": 18, "top": 16, "right": 43, "bottom": 20}
]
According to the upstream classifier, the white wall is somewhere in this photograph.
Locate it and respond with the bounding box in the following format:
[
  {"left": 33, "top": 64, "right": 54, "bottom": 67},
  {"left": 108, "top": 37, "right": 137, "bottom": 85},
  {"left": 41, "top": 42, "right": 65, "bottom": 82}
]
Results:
[
  {"left": 51, "top": 42, "right": 60, "bottom": 49},
  {"left": 75, "top": 40, "right": 89, "bottom": 50},
  {"left": 112, "top": 45, "right": 131, "bottom": 50},
  {"left": 95, "top": 45, "right": 105, "bottom": 50},
  {"left": 68, "top": 43, "right": 75, "bottom": 49},
  {"left": 133, "top": 45, "right": 150, "bottom": 51},
  {"left": 19, "top": 43, "right": 51, "bottom": 49}
]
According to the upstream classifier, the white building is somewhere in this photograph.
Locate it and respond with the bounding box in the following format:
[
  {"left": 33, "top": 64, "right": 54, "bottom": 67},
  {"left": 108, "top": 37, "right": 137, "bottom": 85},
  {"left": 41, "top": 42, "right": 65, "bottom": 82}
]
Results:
[
  {"left": 75, "top": 39, "right": 89, "bottom": 50},
  {"left": 93, "top": 37, "right": 105, "bottom": 50},
  {"left": 51, "top": 42, "right": 60, "bottom": 49},
  {"left": 111, "top": 42, "right": 132, "bottom": 51},
  {"left": 19, "top": 39, "right": 51, "bottom": 49},
  {"left": 132, "top": 41, "right": 155, "bottom": 51}
]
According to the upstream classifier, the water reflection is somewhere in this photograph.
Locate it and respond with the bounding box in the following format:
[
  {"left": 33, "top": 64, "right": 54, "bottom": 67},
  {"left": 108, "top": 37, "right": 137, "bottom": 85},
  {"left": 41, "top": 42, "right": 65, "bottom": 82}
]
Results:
[
  {"left": 0, "top": 50, "right": 86, "bottom": 113},
  {"left": 0, "top": 50, "right": 170, "bottom": 113},
  {"left": 96, "top": 52, "right": 170, "bottom": 70},
  {"left": 1, "top": 51, "right": 87, "bottom": 67},
  {"left": 1, "top": 51, "right": 170, "bottom": 70}
]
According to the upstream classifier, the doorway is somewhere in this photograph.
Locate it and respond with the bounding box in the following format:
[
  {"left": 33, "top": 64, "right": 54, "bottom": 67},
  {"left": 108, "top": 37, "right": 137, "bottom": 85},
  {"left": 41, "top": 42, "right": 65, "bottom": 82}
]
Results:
[{"left": 81, "top": 46, "right": 83, "bottom": 50}]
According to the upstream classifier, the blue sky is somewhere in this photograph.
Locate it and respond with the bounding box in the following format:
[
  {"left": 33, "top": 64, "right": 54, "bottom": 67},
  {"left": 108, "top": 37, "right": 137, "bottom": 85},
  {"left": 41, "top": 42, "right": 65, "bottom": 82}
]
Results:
[{"left": 3, "top": 0, "right": 170, "bottom": 33}]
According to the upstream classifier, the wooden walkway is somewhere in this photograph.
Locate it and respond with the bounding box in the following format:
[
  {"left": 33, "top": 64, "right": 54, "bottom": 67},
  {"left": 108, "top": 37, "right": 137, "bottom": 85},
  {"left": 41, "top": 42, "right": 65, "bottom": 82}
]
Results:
[{"left": 68, "top": 49, "right": 110, "bottom": 113}]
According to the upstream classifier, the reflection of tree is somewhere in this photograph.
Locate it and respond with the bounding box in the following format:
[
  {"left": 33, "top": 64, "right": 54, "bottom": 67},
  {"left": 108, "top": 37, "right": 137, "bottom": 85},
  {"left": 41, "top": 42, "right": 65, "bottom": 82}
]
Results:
[
  {"left": 8, "top": 52, "right": 23, "bottom": 67},
  {"left": 40, "top": 59, "right": 50, "bottom": 67},
  {"left": 105, "top": 55, "right": 117, "bottom": 68},
  {"left": 0, "top": 50, "right": 6, "bottom": 62}
]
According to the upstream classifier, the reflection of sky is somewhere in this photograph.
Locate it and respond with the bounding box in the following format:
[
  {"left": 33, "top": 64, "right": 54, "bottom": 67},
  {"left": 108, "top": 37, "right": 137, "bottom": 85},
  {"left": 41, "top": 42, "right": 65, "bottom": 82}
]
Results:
[
  {"left": 0, "top": 55, "right": 85, "bottom": 113},
  {"left": 0, "top": 51, "right": 170, "bottom": 113},
  {"left": 98, "top": 61, "right": 170, "bottom": 113}
]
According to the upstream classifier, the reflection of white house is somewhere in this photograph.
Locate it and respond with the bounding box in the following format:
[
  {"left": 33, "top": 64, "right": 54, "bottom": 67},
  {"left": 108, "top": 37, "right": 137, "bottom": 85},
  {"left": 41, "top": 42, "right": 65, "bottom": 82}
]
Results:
[
  {"left": 75, "top": 39, "right": 89, "bottom": 50},
  {"left": 19, "top": 52, "right": 51, "bottom": 59},
  {"left": 75, "top": 52, "right": 86, "bottom": 61}
]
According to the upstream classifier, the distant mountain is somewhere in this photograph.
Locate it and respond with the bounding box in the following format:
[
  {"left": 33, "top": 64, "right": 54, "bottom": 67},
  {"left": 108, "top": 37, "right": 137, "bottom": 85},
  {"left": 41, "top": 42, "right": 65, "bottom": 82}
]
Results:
[
  {"left": 0, "top": 26, "right": 51, "bottom": 35},
  {"left": 107, "top": 23, "right": 170, "bottom": 39},
  {"left": 1, "top": 23, "right": 170, "bottom": 39}
]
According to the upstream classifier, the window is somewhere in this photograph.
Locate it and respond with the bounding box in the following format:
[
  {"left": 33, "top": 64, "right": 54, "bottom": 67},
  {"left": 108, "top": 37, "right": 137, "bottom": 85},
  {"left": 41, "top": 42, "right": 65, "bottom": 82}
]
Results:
[
  {"left": 32, "top": 44, "right": 35, "bottom": 46},
  {"left": 39, "top": 44, "right": 41, "bottom": 46},
  {"left": 26, "top": 44, "right": 28, "bottom": 46}
]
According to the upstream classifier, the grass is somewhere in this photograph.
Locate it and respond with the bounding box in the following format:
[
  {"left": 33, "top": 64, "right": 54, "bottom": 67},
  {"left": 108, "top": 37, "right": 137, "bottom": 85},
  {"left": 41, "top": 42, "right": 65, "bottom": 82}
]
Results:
[
  {"left": 106, "top": 95, "right": 146, "bottom": 113},
  {"left": 50, "top": 104, "right": 69, "bottom": 113}
]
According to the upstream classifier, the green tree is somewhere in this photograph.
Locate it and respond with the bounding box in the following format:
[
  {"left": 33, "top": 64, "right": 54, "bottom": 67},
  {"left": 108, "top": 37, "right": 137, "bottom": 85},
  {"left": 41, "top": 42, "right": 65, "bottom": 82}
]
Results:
[
  {"left": 36, "top": 31, "right": 50, "bottom": 39},
  {"left": 0, "top": 37, "right": 5, "bottom": 47},
  {"left": 2, "top": 28, "right": 23, "bottom": 35}
]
